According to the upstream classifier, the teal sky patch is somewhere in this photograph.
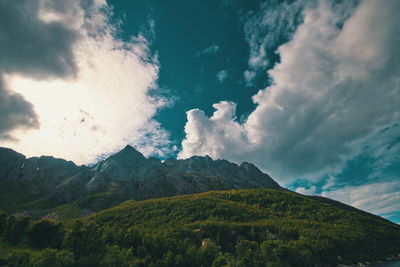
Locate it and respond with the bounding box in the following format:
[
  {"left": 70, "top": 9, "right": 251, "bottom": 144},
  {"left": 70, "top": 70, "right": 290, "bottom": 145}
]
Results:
[{"left": 107, "top": 0, "right": 276, "bottom": 145}]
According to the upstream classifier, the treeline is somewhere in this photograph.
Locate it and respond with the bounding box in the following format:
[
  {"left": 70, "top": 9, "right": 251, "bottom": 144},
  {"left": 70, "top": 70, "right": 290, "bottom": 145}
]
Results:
[{"left": 0, "top": 210, "right": 333, "bottom": 267}]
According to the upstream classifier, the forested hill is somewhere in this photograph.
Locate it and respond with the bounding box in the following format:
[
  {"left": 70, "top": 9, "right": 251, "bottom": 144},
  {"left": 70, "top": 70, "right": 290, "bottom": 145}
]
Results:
[{"left": 1, "top": 189, "right": 399, "bottom": 266}]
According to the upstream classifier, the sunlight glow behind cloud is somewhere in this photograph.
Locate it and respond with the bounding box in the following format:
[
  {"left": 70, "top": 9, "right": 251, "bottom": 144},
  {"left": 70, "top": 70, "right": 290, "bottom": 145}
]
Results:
[{"left": 0, "top": 0, "right": 172, "bottom": 164}]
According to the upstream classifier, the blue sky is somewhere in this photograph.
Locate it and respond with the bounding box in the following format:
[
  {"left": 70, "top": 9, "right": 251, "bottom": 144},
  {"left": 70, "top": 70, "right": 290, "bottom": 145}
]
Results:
[{"left": 0, "top": 0, "right": 399, "bottom": 223}]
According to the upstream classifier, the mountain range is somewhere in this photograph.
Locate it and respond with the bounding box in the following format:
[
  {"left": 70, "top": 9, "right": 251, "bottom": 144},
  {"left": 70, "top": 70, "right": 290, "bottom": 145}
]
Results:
[{"left": 0, "top": 145, "right": 280, "bottom": 219}]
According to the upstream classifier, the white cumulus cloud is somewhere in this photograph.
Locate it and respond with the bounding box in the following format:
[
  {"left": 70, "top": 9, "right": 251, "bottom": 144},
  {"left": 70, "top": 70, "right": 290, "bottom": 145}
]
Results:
[{"left": 179, "top": 0, "right": 400, "bottom": 184}]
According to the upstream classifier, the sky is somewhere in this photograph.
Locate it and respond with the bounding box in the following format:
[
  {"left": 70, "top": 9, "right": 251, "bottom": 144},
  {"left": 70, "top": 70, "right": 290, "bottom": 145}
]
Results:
[{"left": 0, "top": 0, "right": 399, "bottom": 223}]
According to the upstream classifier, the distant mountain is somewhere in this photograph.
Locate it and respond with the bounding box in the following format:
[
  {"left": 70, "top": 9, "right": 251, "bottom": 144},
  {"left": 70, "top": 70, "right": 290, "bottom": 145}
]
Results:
[{"left": 0, "top": 146, "right": 281, "bottom": 218}]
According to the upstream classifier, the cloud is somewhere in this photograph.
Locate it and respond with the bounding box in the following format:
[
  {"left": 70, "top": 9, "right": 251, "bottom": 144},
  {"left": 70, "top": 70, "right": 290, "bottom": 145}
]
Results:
[
  {"left": 294, "top": 180, "right": 400, "bottom": 223},
  {"left": 0, "top": 77, "right": 39, "bottom": 140},
  {"left": 0, "top": 0, "right": 79, "bottom": 78},
  {"left": 295, "top": 186, "right": 316, "bottom": 195},
  {"left": 216, "top": 70, "right": 228, "bottom": 83},
  {"left": 195, "top": 43, "right": 220, "bottom": 57},
  {"left": 320, "top": 181, "right": 400, "bottom": 221},
  {"left": 180, "top": 101, "right": 250, "bottom": 162},
  {"left": 243, "top": 70, "right": 256, "bottom": 85},
  {"left": 242, "top": 0, "right": 310, "bottom": 86},
  {"left": 180, "top": 0, "right": 400, "bottom": 184},
  {"left": 0, "top": 0, "right": 86, "bottom": 138},
  {"left": 0, "top": 0, "right": 173, "bottom": 164}
]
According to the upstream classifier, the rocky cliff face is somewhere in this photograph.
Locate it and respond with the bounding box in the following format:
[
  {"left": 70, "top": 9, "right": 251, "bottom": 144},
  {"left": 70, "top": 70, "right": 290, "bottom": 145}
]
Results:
[{"left": 0, "top": 145, "right": 281, "bottom": 217}]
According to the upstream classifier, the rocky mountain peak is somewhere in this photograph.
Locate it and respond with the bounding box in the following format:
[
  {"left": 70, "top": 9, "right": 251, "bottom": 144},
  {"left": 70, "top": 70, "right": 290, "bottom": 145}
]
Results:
[
  {"left": 240, "top": 161, "right": 261, "bottom": 173},
  {"left": 88, "top": 145, "right": 157, "bottom": 190},
  {"left": 184, "top": 155, "right": 214, "bottom": 170},
  {"left": 0, "top": 147, "right": 27, "bottom": 181},
  {"left": 0, "top": 147, "right": 26, "bottom": 165},
  {"left": 96, "top": 145, "right": 148, "bottom": 171},
  {"left": 112, "top": 145, "right": 146, "bottom": 161}
]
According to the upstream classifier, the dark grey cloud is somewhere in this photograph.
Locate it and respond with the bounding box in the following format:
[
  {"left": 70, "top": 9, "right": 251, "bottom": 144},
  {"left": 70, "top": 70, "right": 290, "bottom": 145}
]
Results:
[
  {"left": 0, "top": 77, "right": 39, "bottom": 140},
  {"left": 0, "top": 0, "right": 95, "bottom": 139},
  {"left": 0, "top": 0, "right": 78, "bottom": 78}
]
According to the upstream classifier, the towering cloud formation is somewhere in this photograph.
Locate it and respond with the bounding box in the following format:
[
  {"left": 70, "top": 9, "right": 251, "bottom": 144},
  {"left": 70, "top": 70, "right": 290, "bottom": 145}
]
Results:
[
  {"left": 180, "top": 0, "right": 400, "bottom": 183},
  {"left": 0, "top": 0, "right": 172, "bottom": 164}
]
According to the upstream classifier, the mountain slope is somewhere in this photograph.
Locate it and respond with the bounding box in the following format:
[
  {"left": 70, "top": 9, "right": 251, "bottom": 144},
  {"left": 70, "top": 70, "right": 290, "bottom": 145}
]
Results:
[
  {"left": 0, "top": 148, "right": 83, "bottom": 215},
  {"left": 82, "top": 189, "right": 400, "bottom": 265},
  {"left": 1, "top": 189, "right": 399, "bottom": 266},
  {"left": 0, "top": 146, "right": 281, "bottom": 218}
]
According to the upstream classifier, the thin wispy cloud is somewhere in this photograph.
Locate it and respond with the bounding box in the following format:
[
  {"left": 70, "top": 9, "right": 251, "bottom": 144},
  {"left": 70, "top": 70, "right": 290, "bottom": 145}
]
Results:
[
  {"left": 216, "top": 70, "right": 228, "bottom": 83},
  {"left": 321, "top": 181, "right": 400, "bottom": 221},
  {"left": 195, "top": 43, "right": 220, "bottom": 57},
  {"left": 242, "top": 0, "right": 309, "bottom": 86}
]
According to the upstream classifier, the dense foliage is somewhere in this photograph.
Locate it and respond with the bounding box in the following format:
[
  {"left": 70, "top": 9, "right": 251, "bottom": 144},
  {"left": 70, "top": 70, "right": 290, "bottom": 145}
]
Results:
[{"left": 0, "top": 189, "right": 399, "bottom": 266}]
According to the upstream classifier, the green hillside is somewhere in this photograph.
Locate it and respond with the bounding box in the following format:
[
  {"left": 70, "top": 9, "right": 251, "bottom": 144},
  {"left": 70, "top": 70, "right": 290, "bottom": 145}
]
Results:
[{"left": 1, "top": 189, "right": 400, "bottom": 266}]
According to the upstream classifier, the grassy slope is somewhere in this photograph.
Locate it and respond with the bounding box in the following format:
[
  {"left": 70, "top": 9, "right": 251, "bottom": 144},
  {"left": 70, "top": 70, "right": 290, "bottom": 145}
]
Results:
[
  {"left": 86, "top": 189, "right": 400, "bottom": 265},
  {"left": 1, "top": 189, "right": 399, "bottom": 266}
]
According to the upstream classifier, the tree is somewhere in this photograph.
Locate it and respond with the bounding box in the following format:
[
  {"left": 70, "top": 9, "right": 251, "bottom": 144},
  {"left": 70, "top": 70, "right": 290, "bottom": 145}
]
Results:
[
  {"left": 200, "top": 239, "right": 219, "bottom": 267},
  {"left": 63, "top": 221, "right": 105, "bottom": 266},
  {"left": 32, "top": 249, "right": 74, "bottom": 267},
  {"left": 100, "top": 245, "right": 140, "bottom": 267},
  {"left": 5, "top": 252, "right": 31, "bottom": 267},
  {"left": 3, "top": 215, "right": 30, "bottom": 245},
  {"left": 27, "top": 219, "right": 64, "bottom": 249},
  {"left": 235, "top": 240, "right": 260, "bottom": 267},
  {"left": 0, "top": 210, "right": 6, "bottom": 235}
]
